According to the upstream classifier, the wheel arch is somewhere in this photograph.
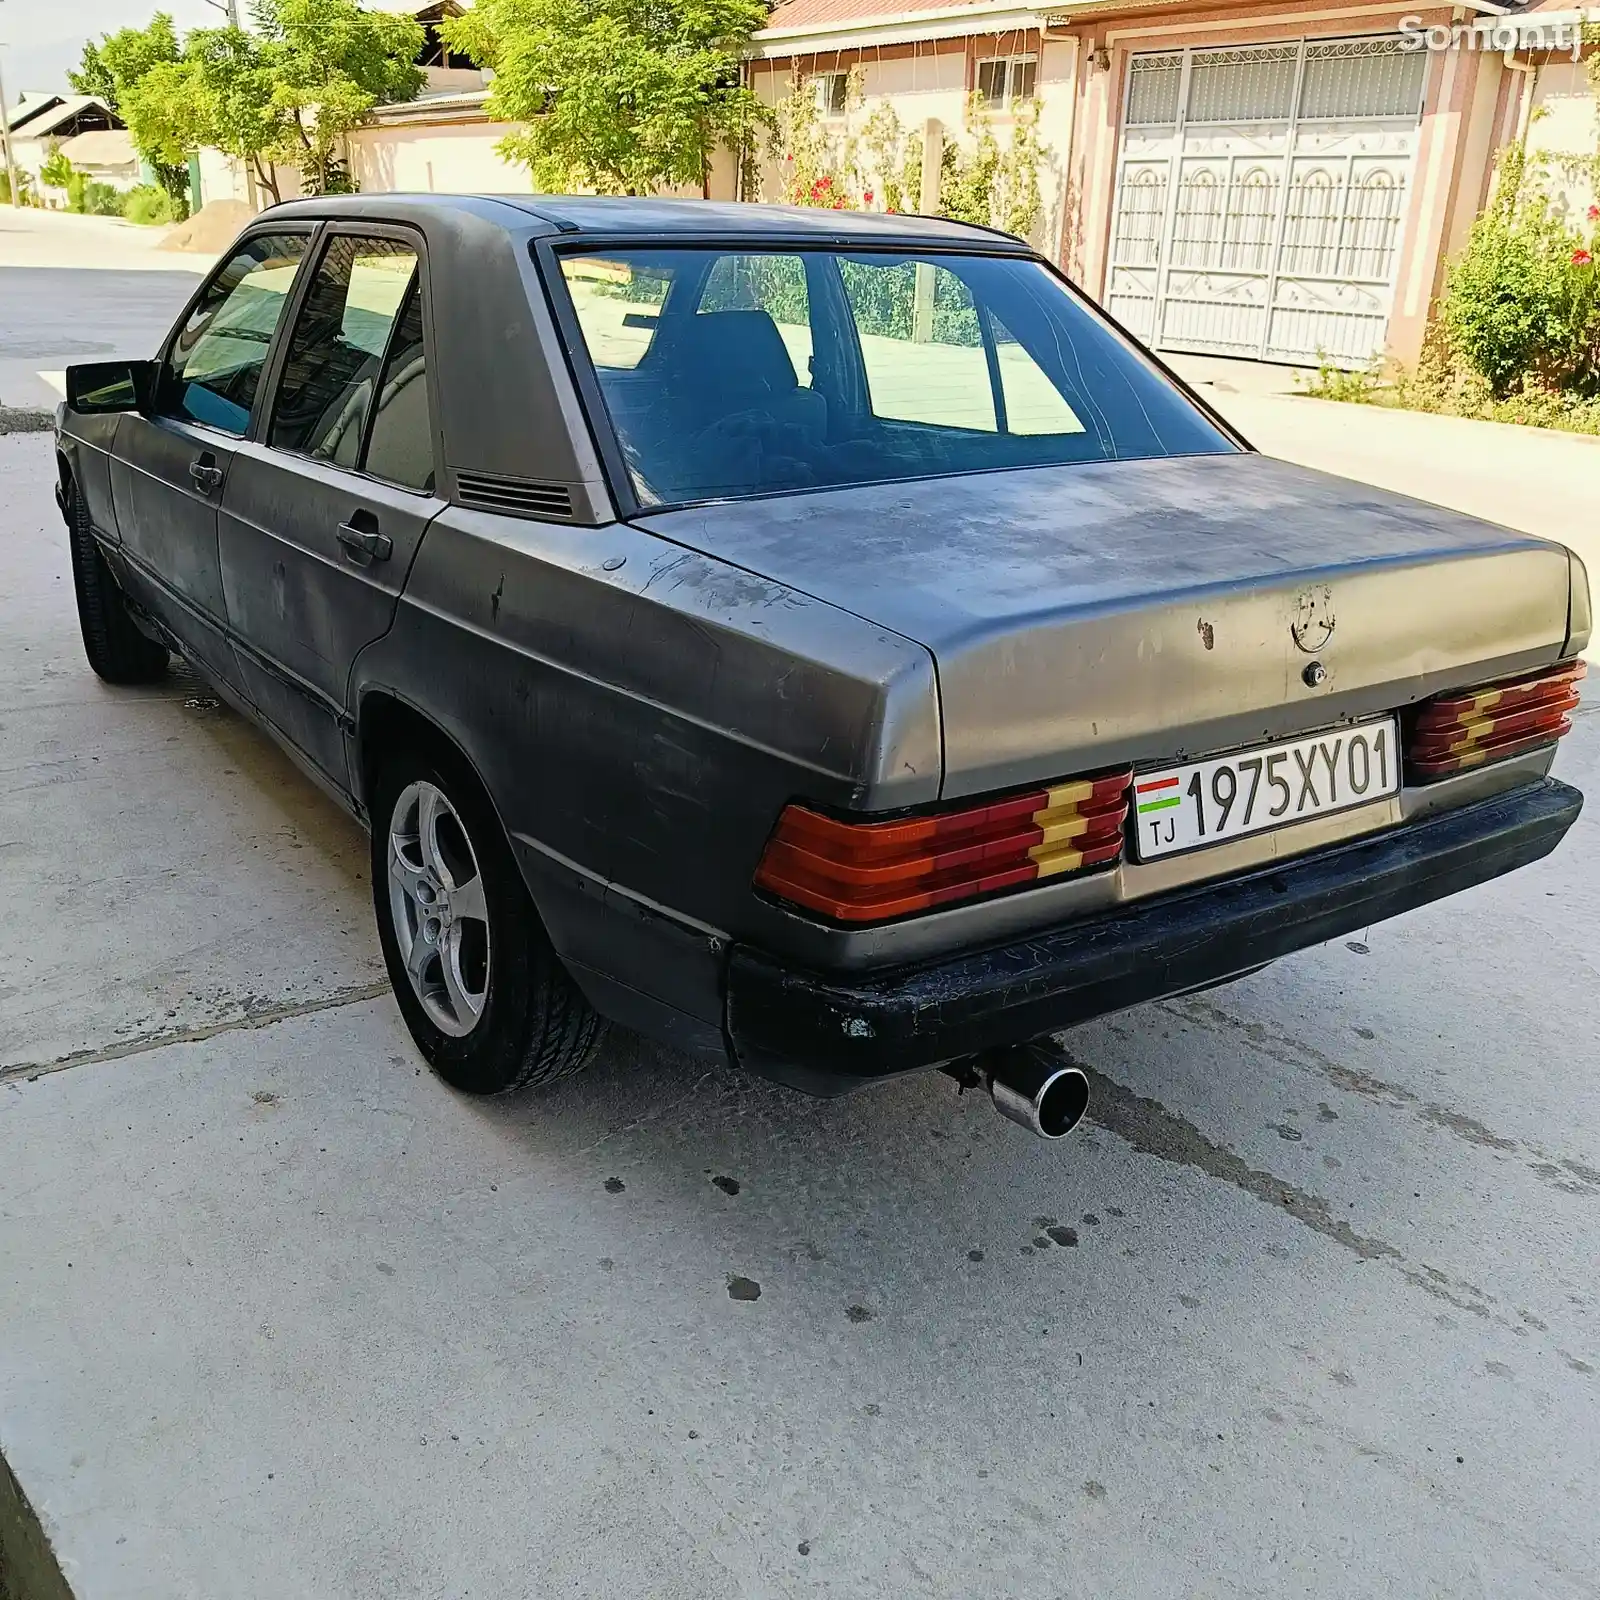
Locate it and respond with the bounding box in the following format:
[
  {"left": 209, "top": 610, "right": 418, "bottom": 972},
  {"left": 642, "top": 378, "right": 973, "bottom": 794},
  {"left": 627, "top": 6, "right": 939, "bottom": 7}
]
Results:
[
  {"left": 355, "top": 688, "right": 497, "bottom": 823},
  {"left": 55, "top": 447, "right": 76, "bottom": 521}
]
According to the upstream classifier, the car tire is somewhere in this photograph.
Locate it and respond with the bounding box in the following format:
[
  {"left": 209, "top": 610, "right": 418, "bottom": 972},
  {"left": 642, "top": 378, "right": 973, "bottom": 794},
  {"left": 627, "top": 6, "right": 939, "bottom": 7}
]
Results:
[
  {"left": 65, "top": 478, "right": 169, "bottom": 685},
  {"left": 370, "top": 749, "right": 607, "bottom": 1095}
]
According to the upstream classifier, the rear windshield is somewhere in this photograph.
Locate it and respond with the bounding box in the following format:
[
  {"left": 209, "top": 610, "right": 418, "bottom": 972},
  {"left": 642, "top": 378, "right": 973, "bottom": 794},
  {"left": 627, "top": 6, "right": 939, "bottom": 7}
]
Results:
[{"left": 556, "top": 246, "right": 1235, "bottom": 508}]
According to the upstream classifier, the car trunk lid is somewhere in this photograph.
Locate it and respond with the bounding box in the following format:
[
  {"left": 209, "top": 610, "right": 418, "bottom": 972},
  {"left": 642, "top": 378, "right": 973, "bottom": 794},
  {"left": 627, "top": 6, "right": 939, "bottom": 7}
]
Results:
[{"left": 633, "top": 452, "right": 1575, "bottom": 799}]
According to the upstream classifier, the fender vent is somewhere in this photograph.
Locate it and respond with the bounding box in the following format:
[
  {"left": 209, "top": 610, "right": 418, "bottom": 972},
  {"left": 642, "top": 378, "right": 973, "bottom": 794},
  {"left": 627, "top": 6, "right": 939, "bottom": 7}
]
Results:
[{"left": 455, "top": 470, "right": 574, "bottom": 519}]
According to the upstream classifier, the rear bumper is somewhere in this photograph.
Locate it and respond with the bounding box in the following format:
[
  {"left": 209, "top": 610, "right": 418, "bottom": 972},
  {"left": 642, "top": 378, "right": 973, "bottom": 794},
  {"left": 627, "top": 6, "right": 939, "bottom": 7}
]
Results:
[{"left": 725, "top": 777, "right": 1582, "bottom": 1094}]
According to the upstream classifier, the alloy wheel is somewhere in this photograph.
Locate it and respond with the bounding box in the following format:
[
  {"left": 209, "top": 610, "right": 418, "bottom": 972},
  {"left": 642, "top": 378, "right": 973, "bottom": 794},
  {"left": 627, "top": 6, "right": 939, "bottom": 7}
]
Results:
[{"left": 387, "top": 780, "right": 491, "bottom": 1037}]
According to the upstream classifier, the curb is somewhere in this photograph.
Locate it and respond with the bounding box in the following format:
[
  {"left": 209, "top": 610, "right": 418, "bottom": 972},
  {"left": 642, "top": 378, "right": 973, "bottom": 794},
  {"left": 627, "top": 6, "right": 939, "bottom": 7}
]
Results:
[
  {"left": 0, "top": 408, "right": 53, "bottom": 437},
  {"left": 0, "top": 1451, "right": 73, "bottom": 1600}
]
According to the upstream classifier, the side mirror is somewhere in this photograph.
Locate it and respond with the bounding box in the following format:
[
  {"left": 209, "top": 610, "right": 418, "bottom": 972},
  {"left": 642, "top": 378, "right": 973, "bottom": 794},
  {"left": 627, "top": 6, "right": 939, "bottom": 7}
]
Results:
[{"left": 65, "top": 360, "right": 156, "bottom": 415}]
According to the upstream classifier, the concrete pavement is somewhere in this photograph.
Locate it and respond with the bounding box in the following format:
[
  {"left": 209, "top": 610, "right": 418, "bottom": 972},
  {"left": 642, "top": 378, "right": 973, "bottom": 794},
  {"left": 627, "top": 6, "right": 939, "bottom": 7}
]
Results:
[
  {"left": 0, "top": 211, "right": 205, "bottom": 416},
  {"left": 0, "top": 267, "right": 200, "bottom": 414},
  {"left": 4, "top": 245, "right": 1600, "bottom": 1598},
  {"left": 4, "top": 406, "right": 1600, "bottom": 1600},
  {"left": 0, "top": 208, "right": 200, "bottom": 274}
]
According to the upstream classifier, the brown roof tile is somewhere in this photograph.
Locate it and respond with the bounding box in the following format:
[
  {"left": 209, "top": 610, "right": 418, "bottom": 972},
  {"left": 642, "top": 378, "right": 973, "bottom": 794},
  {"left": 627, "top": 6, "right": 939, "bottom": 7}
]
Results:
[{"left": 762, "top": 0, "right": 1008, "bottom": 34}]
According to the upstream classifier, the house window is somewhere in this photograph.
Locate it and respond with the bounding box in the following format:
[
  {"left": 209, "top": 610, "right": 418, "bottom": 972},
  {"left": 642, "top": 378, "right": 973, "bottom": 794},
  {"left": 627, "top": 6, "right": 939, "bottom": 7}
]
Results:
[
  {"left": 977, "top": 55, "right": 1037, "bottom": 109},
  {"left": 812, "top": 72, "right": 849, "bottom": 117}
]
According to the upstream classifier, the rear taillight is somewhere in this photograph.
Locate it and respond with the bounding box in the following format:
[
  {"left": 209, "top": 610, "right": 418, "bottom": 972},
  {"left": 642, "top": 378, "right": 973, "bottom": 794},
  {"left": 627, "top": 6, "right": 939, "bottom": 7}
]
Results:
[
  {"left": 1405, "top": 659, "right": 1585, "bottom": 779},
  {"left": 754, "top": 771, "right": 1131, "bottom": 924}
]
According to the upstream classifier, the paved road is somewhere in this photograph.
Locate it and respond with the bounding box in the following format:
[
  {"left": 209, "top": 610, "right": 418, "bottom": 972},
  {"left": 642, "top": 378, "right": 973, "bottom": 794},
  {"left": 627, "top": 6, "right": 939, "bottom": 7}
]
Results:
[
  {"left": 0, "top": 266, "right": 200, "bottom": 410},
  {"left": 4, "top": 417, "right": 1600, "bottom": 1600}
]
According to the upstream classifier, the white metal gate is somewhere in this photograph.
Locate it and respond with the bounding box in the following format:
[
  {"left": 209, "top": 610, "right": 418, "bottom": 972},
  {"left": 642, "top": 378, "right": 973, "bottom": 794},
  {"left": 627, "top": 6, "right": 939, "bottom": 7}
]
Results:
[{"left": 1106, "top": 37, "right": 1428, "bottom": 367}]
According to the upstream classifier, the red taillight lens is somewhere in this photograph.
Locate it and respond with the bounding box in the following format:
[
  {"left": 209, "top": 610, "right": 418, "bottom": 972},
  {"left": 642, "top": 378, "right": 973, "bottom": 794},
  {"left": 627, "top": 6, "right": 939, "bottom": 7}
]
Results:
[
  {"left": 1405, "top": 659, "right": 1585, "bottom": 779},
  {"left": 754, "top": 771, "right": 1132, "bottom": 924}
]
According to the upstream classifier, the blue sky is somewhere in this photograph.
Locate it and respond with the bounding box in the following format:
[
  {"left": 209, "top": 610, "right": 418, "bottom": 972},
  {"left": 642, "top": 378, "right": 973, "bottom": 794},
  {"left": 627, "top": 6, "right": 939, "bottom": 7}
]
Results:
[{"left": 1, "top": 2, "right": 224, "bottom": 98}]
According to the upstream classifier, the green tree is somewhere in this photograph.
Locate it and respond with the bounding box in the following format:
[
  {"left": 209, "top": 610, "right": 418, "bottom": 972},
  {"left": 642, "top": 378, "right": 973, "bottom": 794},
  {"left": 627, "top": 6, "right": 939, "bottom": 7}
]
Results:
[
  {"left": 249, "top": 0, "right": 426, "bottom": 194},
  {"left": 442, "top": 0, "right": 772, "bottom": 197},
  {"left": 69, "top": 14, "right": 194, "bottom": 219},
  {"left": 73, "top": 2, "right": 424, "bottom": 207},
  {"left": 126, "top": 28, "right": 269, "bottom": 197}
]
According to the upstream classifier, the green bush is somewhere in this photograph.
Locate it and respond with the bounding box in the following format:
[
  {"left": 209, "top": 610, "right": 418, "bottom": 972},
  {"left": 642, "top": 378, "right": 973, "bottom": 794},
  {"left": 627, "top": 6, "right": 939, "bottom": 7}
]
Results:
[
  {"left": 84, "top": 182, "right": 124, "bottom": 217},
  {"left": 66, "top": 171, "right": 87, "bottom": 213},
  {"left": 1302, "top": 357, "right": 1386, "bottom": 403},
  {"left": 1301, "top": 318, "right": 1600, "bottom": 437},
  {"left": 40, "top": 149, "right": 74, "bottom": 192},
  {"left": 0, "top": 169, "right": 34, "bottom": 205},
  {"left": 1439, "top": 148, "right": 1600, "bottom": 397},
  {"left": 121, "top": 184, "right": 176, "bottom": 226}
]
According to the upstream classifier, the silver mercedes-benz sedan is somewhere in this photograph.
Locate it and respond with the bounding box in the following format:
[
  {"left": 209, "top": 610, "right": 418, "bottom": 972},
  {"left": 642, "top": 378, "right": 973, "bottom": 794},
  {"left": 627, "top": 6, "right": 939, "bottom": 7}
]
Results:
[{"left": 54, "top": 196, "right": 1585, "bottom": 1138}]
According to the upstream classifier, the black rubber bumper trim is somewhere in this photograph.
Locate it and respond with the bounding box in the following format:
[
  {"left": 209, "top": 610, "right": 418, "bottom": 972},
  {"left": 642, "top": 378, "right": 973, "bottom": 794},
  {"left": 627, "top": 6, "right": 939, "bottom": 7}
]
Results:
[{"left": 725, "top": 778, "right": 1582, "bottom": 1093}]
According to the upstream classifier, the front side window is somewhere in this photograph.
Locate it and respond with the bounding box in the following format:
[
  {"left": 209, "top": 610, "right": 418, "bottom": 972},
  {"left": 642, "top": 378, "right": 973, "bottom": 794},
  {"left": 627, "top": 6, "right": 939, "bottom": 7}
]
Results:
[
  {"left": 159, "top": 232, "right": 309, "bottom": 434},
  {"left": 269, "top": 234, "right": 420, "bottom": 470},
  {"left": 558, "top": 245, "right": 1234, "bottom": 508}
]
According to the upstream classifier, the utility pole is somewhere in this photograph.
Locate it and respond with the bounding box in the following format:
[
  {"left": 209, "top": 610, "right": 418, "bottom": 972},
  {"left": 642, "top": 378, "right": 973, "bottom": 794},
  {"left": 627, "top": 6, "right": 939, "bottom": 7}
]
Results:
[
  {"left": 202, "top": 0, "right": 244, "bottom": 26},
  {"left": 0, "top": 2, "right": 20, "bottom": 207}
]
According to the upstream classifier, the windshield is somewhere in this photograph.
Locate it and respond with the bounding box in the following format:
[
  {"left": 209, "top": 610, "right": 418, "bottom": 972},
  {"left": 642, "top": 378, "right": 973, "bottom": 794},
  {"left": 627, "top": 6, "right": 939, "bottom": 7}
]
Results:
[{"left": 557, "top": 245, "right": 1236, "bottom": 508}]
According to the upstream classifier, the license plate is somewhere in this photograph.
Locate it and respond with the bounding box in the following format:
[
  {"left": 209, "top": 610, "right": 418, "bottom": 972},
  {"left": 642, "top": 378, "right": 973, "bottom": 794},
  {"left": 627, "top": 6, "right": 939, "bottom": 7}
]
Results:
[{"left": 1130, "top": 719, "right": 1399, "bottom": 861}]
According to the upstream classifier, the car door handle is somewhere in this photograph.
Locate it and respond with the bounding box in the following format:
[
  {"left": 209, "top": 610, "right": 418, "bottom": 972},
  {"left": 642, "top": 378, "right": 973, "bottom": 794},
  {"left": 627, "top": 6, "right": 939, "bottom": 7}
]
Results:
[
  {"left": 188, "top": 455, "right": 224, "bottom": 494},
  {"left": 337, "top": 520, "right": 393, "bottom": 566}
]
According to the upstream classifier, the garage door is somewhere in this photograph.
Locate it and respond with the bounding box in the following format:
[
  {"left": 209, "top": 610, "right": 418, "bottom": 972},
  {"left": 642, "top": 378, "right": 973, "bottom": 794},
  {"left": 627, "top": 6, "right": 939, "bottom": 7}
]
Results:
[{"left": 1105, "top": 37, "right": 1429, "bottom": 367}]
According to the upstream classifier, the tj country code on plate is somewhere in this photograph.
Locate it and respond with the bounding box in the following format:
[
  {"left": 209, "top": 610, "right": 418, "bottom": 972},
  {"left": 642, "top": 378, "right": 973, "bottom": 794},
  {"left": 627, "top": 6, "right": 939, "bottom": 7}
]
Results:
[{"left": 1131, "top": 719, "right": 1399, "bottom": 861}]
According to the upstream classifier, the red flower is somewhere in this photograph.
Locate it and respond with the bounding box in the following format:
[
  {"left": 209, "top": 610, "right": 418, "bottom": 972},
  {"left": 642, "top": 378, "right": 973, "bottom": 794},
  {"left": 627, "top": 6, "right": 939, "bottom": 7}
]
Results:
[
  {"left": 785, "top": 153, "right": 794, "bottom": 163},
  {"left": 863, "top": 189, "right": 874, "bottom": 204},
  {"left": 1589, "top": 204, "right": 1600, "bottom": 221},
  {"left": 1574, "top": 248, "right": 1594, "bottom": 266}
]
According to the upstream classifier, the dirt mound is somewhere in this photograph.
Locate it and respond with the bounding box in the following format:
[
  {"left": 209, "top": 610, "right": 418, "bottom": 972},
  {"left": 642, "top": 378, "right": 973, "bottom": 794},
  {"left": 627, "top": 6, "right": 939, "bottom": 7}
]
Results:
[{"left": 159, "top": 199, "right": 254, "bottom": 255}]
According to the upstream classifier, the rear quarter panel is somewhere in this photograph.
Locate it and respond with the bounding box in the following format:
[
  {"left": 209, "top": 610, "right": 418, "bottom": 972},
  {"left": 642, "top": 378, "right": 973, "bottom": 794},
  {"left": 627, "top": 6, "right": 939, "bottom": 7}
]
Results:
[{"left": 352, "top": 510, "right": 942, "bottom": 1034}]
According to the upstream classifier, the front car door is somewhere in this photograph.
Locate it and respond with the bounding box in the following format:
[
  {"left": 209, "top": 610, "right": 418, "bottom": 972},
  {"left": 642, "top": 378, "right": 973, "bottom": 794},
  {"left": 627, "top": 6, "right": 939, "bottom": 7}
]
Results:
[
  {"left": 108, "top": 230, "right": 313, "bottom": 687},
  {"left": 218, "top": 226, "right": 445, "bottom": 791}
]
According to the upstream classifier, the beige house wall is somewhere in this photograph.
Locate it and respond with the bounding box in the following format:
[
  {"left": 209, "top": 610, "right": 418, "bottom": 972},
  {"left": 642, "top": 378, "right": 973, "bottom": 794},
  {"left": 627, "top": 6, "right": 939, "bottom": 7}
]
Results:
[
  {"left": 750, "top": 32, "right": 1077, "bottom": 253},
  {"left": 344, "top": 117, "right": 740, "bottom": 201},
  {"left": 349, "top": 120, "right": 534, "bottom": 195},
  {"left": 1524, "top": 57, "right": 1599, "bottom": 223}
]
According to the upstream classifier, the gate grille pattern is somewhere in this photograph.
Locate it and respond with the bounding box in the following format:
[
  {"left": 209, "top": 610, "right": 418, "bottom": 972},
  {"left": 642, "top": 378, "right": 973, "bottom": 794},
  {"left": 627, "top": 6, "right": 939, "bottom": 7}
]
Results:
[{"left": 1109, "top": 36, "right": 1427, "bottom": 366}]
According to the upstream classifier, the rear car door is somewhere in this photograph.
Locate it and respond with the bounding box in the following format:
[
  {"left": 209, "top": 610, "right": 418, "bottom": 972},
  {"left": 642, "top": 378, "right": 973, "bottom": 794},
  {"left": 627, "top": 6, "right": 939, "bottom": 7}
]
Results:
[
  {"left": 217, "top": 226, "right": 445, "bottom": 790},
  {"left": 109, "top": 230, "right": 313, "bottom": 686}
]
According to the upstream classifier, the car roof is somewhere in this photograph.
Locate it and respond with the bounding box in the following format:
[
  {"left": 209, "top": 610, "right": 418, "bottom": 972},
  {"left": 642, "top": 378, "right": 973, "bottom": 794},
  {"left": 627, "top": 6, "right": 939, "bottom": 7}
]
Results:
[{"left": 263, "top": 192, "right": 1034, "bottom": 252}]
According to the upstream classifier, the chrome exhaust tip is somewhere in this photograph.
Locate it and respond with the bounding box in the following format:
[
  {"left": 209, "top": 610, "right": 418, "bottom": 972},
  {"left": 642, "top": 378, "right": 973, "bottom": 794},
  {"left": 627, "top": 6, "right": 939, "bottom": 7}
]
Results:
[{"left": 976, "top": 1041, "right": 1091, "bottom": 1140}]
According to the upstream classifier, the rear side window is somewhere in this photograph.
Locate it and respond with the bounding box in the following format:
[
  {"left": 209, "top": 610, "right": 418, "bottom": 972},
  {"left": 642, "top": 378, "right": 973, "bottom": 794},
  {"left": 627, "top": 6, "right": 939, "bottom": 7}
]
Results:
[
  {"left": 362, "top": 283, "right": 434, "bottom": 493},
  {"left": 159, "top": 232, "right": 309, "bottom": 434},
  {"left": 839, "top": 258, "right": 1088, "bottom": 437},
  {"left": 840, "top": 259, "right": 996, "bottom": 430},
  {"left": 269, "top": 235, "right": 419, "bottom": 468}
]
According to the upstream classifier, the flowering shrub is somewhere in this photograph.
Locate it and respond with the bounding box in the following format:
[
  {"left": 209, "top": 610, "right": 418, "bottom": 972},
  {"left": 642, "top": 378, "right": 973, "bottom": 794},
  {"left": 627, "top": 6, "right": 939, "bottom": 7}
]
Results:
[
  {"left": 770, "top": 79, "right": 1046, "bottom": 239},
  {"left": 1440, "top": 146, "right": 1600, "bottom": 397}
]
